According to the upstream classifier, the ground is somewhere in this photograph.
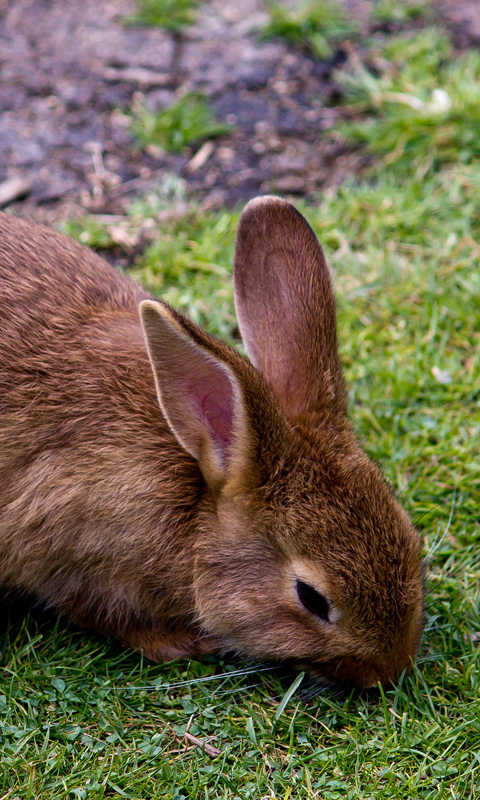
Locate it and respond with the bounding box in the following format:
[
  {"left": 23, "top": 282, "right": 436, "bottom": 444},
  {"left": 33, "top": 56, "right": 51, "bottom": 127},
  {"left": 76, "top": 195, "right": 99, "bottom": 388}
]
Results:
[{"left": 1, "top": 0, "right": 480, "bottom": 224}]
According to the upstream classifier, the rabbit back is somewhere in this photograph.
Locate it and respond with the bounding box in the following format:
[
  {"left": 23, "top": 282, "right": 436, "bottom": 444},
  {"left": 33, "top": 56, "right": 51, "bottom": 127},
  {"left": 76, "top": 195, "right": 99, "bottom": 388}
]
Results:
[{"left": 0, "top": 213, "right": 205, "bottom": 653}]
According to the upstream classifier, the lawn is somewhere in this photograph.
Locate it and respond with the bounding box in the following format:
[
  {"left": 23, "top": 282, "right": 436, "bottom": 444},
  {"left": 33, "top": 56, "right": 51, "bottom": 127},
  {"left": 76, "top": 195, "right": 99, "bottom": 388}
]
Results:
[{"left": 1, "top": 11, "right": 480, "bottom": 800}]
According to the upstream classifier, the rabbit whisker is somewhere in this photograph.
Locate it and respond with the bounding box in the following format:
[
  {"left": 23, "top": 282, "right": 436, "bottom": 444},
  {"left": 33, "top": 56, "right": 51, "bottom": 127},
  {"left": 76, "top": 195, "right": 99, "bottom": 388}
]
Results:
[
  {"left": 118, "top": 664, "right": 277, "bottom": 692},
  {"left": 423, "top": 489, "right": 457, "bottom": 564}
]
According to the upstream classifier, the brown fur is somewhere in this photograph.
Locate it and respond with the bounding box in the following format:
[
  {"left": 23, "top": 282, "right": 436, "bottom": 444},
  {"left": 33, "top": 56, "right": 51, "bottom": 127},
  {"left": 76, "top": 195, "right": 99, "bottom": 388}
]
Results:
[{"left": 0, "top": 199, "right": 424, "bottom": 688}]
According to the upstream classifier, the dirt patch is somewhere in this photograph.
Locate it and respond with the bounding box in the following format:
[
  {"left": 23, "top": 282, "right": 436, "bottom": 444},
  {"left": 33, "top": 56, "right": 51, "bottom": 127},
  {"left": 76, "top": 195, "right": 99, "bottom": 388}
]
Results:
[{"left": 1, "top": 0, "right": 479, "bottom": 222}]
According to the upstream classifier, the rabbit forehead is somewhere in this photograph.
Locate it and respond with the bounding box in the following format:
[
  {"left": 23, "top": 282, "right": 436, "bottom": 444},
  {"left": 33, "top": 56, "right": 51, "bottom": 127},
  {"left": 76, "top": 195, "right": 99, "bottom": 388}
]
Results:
[{"left": 256, "top": 451, "right": 415, "bottom": 554}]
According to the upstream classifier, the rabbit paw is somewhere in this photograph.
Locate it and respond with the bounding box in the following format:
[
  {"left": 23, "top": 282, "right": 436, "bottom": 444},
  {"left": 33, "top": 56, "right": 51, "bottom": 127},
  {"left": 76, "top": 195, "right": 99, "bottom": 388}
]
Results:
[{"left": 122, "top": 628, "right": 221, "bottom": 662}]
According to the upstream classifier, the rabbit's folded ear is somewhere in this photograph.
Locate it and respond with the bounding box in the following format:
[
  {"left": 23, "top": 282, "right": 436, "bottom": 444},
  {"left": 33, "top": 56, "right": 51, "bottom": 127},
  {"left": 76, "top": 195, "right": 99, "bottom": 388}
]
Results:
[
  {"left": 234, "top": 196, "right": 347, "bottom": 421},
  {"left": 140, "top": 300, "right": 248, "bottom": 488}
]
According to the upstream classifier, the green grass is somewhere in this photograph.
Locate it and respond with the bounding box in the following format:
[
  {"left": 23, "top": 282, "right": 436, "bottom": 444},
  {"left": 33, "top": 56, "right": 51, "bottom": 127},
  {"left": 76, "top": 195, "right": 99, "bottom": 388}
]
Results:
[
  {"left": 372, "top": 0, "right": 430, "bottom": 25},
  {"left": 260, "top": 0, "right": 358, "bottom": 59},
  {"left": 124, "top": 0, "right": 198, "bottom": 33},
  {"left": 2, "top": 22, "right": 480, "bottom": 800},
  {"left": 337, "top": 28, "right": 480, "bottom": 176},
  {"left": 60, "top": 217, "right": 118, "bottom": 250},
  {"left": 130, "top": 209, "right": 238, "bottom": 341},
  {"left": 131, "top": 94, "right": 231, "bottom": 154}
]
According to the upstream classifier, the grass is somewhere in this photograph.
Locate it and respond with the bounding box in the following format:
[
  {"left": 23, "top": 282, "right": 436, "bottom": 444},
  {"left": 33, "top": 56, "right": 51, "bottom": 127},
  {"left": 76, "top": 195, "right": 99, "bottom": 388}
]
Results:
[
  {"left": 260, "top": 0, "right": 358, "bottom": 59},
  {"left": 372, "top": 0, "right": 430, "bottom": 25},
  {"left": 61, "top": 216, "right": 118, "bottom": 250},
  {"left": 2, "top": 20, "right": 480, "bottom": 800},
  {"left": 131, "top": 94, "right": 231, "bottom": 154},
  {"left": 337, "top": 28, "right": 480, "bottom": 176},
  {"left": 124, "top": 0, "right": 198, "bottom": 33},
  {"left": 130, "top": 209, "right": 238, "bottom": 340}
]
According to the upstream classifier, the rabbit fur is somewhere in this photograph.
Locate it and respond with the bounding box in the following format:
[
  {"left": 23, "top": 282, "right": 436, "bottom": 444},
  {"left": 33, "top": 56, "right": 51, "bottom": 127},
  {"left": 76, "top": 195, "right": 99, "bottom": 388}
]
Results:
[{"left": 0, "top": 198, "right": 424, "bottom": 688}]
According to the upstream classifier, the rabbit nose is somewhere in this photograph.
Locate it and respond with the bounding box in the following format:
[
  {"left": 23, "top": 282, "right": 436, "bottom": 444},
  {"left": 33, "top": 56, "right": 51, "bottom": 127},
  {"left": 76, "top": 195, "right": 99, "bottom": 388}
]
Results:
[{"left": 318, "top": 655, "right": 410, "bottom": 689}]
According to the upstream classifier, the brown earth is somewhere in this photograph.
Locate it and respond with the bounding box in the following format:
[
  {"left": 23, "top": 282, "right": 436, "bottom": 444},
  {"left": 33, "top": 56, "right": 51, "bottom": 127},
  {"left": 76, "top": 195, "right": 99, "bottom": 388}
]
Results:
[{"left": 1, "top": 0, "right": 479, "bottom": 223}]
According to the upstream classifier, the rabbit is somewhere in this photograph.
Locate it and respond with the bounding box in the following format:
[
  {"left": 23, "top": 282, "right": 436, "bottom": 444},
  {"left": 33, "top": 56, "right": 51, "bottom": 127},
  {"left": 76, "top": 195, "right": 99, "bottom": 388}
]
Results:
[{"left": 0, "top": 197, "right": 424, "bottom": 689}]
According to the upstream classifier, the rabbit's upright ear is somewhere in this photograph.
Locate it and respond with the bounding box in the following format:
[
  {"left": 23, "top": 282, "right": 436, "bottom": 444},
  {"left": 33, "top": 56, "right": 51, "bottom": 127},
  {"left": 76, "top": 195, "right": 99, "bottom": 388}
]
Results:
[
  {"left": 234, "top": 196, "right": 347, "bottom": 421},
  {"left": 140, "top": 301, "right": 248, "bottom": 488}
]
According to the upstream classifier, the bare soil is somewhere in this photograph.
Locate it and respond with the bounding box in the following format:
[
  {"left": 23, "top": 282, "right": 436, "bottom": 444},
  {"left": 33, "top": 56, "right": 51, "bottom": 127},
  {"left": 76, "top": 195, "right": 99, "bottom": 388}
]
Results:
[{"left": 1, "top": 0, "right": 479, "bottom": 223}]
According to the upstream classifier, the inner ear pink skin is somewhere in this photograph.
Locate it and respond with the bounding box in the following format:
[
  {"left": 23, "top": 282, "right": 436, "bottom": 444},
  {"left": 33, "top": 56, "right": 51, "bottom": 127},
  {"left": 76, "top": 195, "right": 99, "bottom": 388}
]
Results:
[{"left": 190, "top": 379, "right": 234, "bottom": 449}]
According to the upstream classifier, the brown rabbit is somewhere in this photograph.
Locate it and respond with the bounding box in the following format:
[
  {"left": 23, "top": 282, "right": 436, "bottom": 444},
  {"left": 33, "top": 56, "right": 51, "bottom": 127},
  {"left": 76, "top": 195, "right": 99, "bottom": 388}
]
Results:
[{"left": 0, "top": 198, "right": 423, "bottom": 689}]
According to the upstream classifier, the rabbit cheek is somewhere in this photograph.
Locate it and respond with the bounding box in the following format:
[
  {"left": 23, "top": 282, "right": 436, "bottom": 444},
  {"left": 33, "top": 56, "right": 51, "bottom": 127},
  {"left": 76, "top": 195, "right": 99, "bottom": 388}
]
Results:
[
  {"left": 193, "top": 550, "right": 333, "bottom": 660},
  {"left": 193, "top": 555, "right": 280, "bottom": 647},
  {"left": 193, "top": 535, "right": 290, "bottom": 652}
]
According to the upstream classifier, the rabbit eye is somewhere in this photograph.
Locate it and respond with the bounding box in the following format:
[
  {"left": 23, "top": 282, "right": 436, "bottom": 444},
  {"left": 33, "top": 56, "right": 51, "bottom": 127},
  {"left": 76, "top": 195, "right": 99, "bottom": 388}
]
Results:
[{"left": 296, "top": 580, "right": 330, "bottom": 622}]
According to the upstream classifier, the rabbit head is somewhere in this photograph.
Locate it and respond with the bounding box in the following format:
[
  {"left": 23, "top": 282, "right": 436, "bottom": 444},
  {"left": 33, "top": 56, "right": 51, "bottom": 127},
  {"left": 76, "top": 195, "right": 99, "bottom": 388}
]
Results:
[{"left": 140, "top": 197, "right": 424, "bottom": 689}]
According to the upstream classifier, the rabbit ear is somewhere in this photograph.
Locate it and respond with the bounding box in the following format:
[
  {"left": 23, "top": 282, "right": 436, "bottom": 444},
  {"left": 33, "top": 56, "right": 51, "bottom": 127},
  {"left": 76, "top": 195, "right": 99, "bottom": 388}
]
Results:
[
  {"left": 233, "top": 196, "right": 347, "bottom": 420},
  {"left": 140, "top": 300, "right": 247, "bottom": 487}
]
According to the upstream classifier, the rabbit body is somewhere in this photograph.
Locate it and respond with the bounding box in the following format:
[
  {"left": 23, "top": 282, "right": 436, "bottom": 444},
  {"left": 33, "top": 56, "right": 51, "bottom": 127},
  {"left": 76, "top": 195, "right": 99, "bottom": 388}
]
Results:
[
  {"left": 0, "top": 213, "right": 211, "bottom": 659},
  {"left": 0, "top": 201, "right": 424, "bottom": 688}
]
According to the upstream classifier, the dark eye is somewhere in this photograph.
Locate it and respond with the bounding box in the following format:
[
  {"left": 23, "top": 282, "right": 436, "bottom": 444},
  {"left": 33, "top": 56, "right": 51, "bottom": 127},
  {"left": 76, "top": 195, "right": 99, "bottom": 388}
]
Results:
[{"left": 296, "top": 580, "right": 330, "bottom": 622}]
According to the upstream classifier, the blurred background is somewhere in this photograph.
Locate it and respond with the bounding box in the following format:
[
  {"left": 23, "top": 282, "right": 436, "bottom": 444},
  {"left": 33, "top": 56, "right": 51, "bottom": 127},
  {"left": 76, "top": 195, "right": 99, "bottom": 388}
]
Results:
[{"left": 1, "top": 0, "right": 479, "bottom": 223}]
